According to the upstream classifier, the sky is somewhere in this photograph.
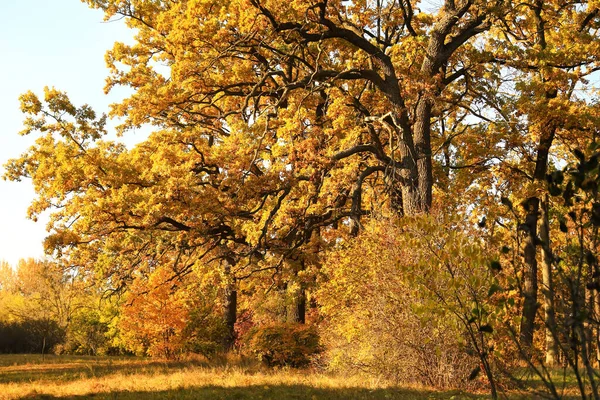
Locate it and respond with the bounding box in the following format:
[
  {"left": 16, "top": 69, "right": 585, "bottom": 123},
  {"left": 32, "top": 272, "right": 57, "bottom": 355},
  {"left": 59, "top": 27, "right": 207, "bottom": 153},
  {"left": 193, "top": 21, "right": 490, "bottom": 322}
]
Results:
[{"left": 0, "top": 1, "right": 135, "bottom": 266}]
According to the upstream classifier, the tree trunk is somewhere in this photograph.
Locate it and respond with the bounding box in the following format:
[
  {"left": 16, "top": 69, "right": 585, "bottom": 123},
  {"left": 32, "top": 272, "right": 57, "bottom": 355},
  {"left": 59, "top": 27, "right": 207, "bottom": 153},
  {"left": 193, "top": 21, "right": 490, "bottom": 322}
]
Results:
[
  {"left": 540, "top": 195, "right": 559, "bottom": 365},
  {"left": 520, "top": 197, "right": 539, "bottom": 351},
  {"left": 222, "top": 260, "right": 237, "bottom": 351},
  {"left": 595, "top": 292, "right": 600, "bottom": 368},
  {"left": 518, "top": 84, "right": 556, "bottom": 351},
  {"left": 223, "top": 284, "right": 237, "bottom": 350},
  {"left": 411, "top": 98, "right": 433, "bottom": 213},
  {"left": 286, "top": 259, "right": 307, "bottom": 324},
  {"left": 289, "top": 287, "right": 306, "bottom": 324}
]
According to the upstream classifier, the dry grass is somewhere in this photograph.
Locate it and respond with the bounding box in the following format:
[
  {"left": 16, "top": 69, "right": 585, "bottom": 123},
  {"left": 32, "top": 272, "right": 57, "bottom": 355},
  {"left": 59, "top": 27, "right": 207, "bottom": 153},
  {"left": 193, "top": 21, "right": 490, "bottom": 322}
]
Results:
[{"left": 0, "top": 354, "right": 479, "bottom": 399}]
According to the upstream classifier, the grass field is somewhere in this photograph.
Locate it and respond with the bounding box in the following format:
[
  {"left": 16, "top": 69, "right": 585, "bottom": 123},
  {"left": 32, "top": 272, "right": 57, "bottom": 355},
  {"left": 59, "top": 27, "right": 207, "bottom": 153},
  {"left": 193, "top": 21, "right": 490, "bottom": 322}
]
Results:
[{"left": 0, "top": 354, "right": 483, "bottom": 399}]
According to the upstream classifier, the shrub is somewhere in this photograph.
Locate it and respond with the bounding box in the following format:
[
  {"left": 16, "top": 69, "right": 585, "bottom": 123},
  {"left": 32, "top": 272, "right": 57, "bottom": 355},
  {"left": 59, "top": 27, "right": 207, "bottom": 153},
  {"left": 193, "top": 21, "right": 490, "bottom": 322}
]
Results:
[
  {"left": 63, "top": 310, "right": 111, "bottom": 355},
  {"left": 182, "top": 309, "right": 229, "bottom": 359},
  {"left": 244, "top": 322, "right": 321, "bottom": 368},
  {"left": 318, "top": 215, "right": 494, "bottom": 390}
]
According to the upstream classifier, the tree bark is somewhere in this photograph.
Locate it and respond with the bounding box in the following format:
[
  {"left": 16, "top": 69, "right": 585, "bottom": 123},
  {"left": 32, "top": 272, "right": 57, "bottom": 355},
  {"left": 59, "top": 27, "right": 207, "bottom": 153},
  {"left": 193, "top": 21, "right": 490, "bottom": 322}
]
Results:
[
  {"left": 413, "top": 98, "right": 433, "bottom": 213},
  {"left": 540, "top": 195, "right": 559, "bottom": 365},
  {"left": 223, "top": 284, "right": 237, "bottom": 350},
  {"left": 595, "top": 292, "right": 600, "bottom": 367},
  {"left": 222, "top": 260, "right": 237, "bottom": 351},
  {"left": 289, "top": 287, "right": 306, "bottom": 324},
  {"left": 520, "top": 197, "right": 539, "bottom": 351}
]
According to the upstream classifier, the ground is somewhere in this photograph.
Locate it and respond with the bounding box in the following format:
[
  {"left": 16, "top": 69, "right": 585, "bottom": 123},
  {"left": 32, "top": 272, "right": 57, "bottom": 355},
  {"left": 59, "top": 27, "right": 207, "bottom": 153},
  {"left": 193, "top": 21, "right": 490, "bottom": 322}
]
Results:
[{"left": 0, "top": 354, "right": 481, "bottom": 399}]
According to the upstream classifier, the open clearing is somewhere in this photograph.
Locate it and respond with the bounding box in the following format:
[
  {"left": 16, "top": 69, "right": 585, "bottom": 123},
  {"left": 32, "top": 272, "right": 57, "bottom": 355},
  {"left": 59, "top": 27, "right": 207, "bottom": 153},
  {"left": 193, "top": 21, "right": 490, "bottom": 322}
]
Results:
[{"left": 0, "top": 354, "right": 482, "bottom": 399}]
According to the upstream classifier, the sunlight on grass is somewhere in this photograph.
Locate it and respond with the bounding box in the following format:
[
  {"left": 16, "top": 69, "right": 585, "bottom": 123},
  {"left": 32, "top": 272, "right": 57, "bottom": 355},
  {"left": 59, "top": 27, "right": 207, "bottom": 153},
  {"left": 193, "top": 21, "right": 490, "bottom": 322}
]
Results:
[{"left": 0, "top": 355, "right": 479, "bottom": 399}]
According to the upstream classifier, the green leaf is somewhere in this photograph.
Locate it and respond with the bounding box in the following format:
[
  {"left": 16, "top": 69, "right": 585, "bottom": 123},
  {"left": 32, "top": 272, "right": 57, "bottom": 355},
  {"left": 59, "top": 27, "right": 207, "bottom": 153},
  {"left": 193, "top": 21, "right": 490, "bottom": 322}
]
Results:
[
  {"left": 592, "top": 203, "right": 600, "bottom": 226},
  {"left": 568, "top": 211, "right": 577, "bottom": 222},
  {"left": 585, "top": 155, "right": 598, "bottom": 171},
  {"left": 478, "top": 216, "right": 487, "bottom": 228}
]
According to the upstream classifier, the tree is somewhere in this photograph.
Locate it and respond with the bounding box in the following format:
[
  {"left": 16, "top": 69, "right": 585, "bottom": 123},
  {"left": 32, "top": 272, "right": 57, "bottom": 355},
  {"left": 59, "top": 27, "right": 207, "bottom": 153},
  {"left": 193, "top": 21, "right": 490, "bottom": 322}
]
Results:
[
  {"left": 80, "top": 0, "right": 505, "bottom": 217},
  {"left": 11, "top": 0, "right": 513, "bottom": 344},
  {"left": 119, "top": 264, "right": 227, "bottom": 358},
  {"left": 0, "top": 258, "right": 98, "bottom": 354},
  {"left": 487, "top": 0, "right": 600, "bottom": 356},
  {"left": 8, "top": 6, "right": 600, "bottom": 390},
  {"left": 5, "top": 1, "right": 508, "bottom": 350}
]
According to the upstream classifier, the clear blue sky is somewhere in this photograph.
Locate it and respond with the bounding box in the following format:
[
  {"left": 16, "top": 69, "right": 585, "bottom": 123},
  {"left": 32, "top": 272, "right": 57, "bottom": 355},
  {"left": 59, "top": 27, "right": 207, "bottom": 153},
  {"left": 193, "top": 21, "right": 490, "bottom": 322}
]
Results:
[{"left": 0, "top": 1, "right": 134, "bottom": 266}]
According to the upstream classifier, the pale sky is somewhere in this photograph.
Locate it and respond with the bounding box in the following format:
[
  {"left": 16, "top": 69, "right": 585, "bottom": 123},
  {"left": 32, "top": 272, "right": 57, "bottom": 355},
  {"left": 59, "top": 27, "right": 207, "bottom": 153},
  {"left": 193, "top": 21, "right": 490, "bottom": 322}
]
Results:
[{"left": 0, "top": 1, "right": 135, "bottom": 266}]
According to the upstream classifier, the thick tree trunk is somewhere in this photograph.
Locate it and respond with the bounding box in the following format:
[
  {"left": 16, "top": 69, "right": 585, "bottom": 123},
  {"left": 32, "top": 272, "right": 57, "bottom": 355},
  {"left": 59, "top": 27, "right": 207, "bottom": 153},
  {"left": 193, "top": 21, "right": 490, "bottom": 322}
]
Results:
[
  {"left": 412, "top": 98, "right": 433, "bottom": 213},
  {"left": 379, "top": 2, "right": 489, "bottom": 216},
  {"left": 392, "top": 105, "right": 422, "bottom": 216},
  {"left": 412, "top": 29, "right": 441, "bottom": 214},
  {"left": 540, "top": 195, "right": 559, "bottom": 365}
]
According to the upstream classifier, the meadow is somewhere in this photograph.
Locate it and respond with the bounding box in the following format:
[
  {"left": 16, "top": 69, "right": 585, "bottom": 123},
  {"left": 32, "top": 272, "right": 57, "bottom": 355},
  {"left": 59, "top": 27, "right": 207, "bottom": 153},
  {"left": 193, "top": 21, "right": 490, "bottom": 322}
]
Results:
[{"left": 0, "top": 354, "right": 483, "bottom": 399}]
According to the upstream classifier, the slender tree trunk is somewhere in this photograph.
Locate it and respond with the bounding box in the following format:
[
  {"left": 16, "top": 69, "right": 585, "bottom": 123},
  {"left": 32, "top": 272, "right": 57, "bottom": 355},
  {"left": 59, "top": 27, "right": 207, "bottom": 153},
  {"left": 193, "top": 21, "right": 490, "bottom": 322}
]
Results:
[
  {"left": 519, "top": 87, "right": 556, "bottom": 350},
  {"left": 586, "top": 287, "right": 595, "bottom": 365},
  {"left": 223, "top": 284, "right": 237, "bottom": 350},
  {"left": 595, "top": 292, "right": 600, "bottom": 368},
  {"left": 516, "top": 0, "right": 556, "bottom": 354},
  {"left": 222, "top": 260, "right": 237, "bottom": 351},
  {"left": 540, "top": 195, "right": 559, "bottom": 365},
  {"left": 521, "top": 197, "right": 540, "bottom": 351}
]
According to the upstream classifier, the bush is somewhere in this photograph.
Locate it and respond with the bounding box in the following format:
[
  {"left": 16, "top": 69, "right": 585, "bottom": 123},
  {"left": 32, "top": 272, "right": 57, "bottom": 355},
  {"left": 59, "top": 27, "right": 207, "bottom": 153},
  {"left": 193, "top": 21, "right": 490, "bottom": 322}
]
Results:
[
  {"left": 63, "top": 310, "right": 111, "bottom": 355},
  {"left": 183, "top": 309, "right": 229, "bottom": 359},
  {"left": 244, "top": 322, "right": 321, "bottom": 368},
  {"left": 318, "top": 215, "right": 493, "bottom": 390}
]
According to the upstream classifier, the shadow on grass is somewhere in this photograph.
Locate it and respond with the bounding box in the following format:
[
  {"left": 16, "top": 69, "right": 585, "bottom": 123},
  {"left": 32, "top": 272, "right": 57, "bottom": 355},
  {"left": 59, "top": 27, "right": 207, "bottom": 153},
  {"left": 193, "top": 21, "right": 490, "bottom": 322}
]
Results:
[
  {"left": 0, "top": 358, "right": 216, "bottom": 385},
  {"left": 20, "top": 384, "right": 482, "bottom": 400}
]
